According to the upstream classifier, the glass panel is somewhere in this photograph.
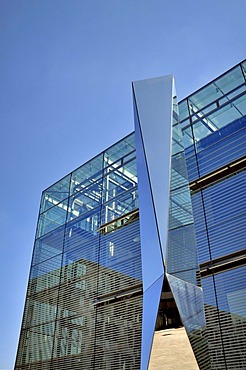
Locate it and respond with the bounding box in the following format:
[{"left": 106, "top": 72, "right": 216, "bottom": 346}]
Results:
[
  {"left": 62, "top": 211, "right": 100, "bottom": 268},
  {"left": 29, "top": 254, "right": 62, "bottom": 295},
  {"left": 16, "top": 323, "right": 55, "bottom": 365},
  {"left": 68, "top": 178, "right": 103, "bottom": 222},
  {"left": 191, "top": 192, "right": 211, "bottom": 264},
  {"left": 167, "top": 225, "right": 198, "bottom": 285},
  {"left": 94, "top": 296, "right": 142, "bottom": 369},
  {"left": 206, "top": 100, "right": 243, "bottom": 129},
  {"left": 195, "top": 116, "right": 246, "bottom": 176},
  {"left": 241, "top": 60, "right": 246, "bottom": 79},
  {"left": 214, "top": 65, "right": 244, "bottom": 95},
  {"left": 100, "top": 188, "right": 138, "bottom": 225},
  {"left": 70, "top": 153, "right": 103, "bottom": 195},
  {"left": 202, "top": 171, "right": 246, "bottom": 260},
  {"left": 189, "top": 84, "right": 223, "bottom": 112},
  {"left": 214, "top": 268, "right": 246, "bottom": 367},
  {"left": 98, "top": 220, "right": 141, "bottom": 296},
  {"left": 41, "top": 174, "right": 71, "bottom": 213},
  {"left": 172, "top": 123, "right": 184, "bottom": 155},
  {"left": 181, "top": 122, "right": 194, "bottom": 149},
  {"left": 32, "top": 225, "right": 65, "bottom": 266},
  {"left": 188, "top": 66, "right": 244, "bottom": 112},
  {"left": 37, "top": 200, "right": 68, "bottom": 238},
  {"left": 104, "top": 133, "right": 135, "bottom": 168},
  {"left": 169, "top": 186, "right": 194, "bottom": 229},
  {"left": 192, "top": 119, "right": 216, "bottom": 143},
  {"left": 178, "top": 99, "right": 189, "bottom": 121},
  {"left": 233, "top": 93, "right": 246, "bottom": 115},
  {"left": 102, "top": 157, "right": 137, "bottom": 204},
  {"left": 170, "top": 152, "right": 189, "bottom": 190},
  {"left": 202, "top": 276, "right": 226, "bottom": 368},
  {"left": 166, "top": 274, "right": 206, "bottom": 341}
]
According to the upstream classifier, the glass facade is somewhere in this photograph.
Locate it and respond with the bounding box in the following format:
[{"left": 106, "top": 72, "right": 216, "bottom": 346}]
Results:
[
  {"left": 15, "top": 134, "right": 143, "bottom": 370},
  {"left": 180, "top": 59, "right": 246, "bottom": 369},
  {"left": 16, "top": 60, "right": 246, "bottom": 370}
]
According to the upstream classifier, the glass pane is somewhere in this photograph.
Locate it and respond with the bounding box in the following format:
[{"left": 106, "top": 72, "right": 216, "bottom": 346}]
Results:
[
  {"left": 29, "top": 254, "right": 62, "bottom": 295},
  {"left": 32, "top": 225, "right": 65, "bottom": 266},
  {"left": 102, "top": 157, "right": 138, "bottom": 204},
  {"left": 189, "top": 84, "right": 223, "bottom": 112},
  {"left": 206, "top": 101, "right": 242, "bottom": 129},
  {"left": 41, "top": 174, "right": 71, "bottom": 213},
  {"left": 70, "top": 153, "right": 103, "bottom": 195},
  {"left": 98, "top": 220, "right": 142, "bottom": 296},
  {"left": 104, "top": 133, "right": 135, "bottom": 167},
  {"left": 68, "top": 178, "right": 103, "bottom": 222},
  {"left": 101, "top": 188, "right": 138, "bottom": 225},
  {"left": 181, "top": 122, "right": 194, "bottom": 149},
  {"left": 178, "top": 99, "right": 189, "bottom": 121},
  {"left": 215, "top": 65, "right": 244, "bottom": 95},
  {"left": 37, "top": 200, "right": 68, "bottom": 238}
]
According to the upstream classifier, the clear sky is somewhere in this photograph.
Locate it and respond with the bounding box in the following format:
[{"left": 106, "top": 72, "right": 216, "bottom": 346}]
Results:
[{"left": 0, "top": 1, "right": 245, "bottom": 368}]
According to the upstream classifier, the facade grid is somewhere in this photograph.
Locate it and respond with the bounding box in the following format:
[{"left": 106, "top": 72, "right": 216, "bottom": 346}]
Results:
[{"left": 15, "top": 60, "right": 246, "bottom": 369}]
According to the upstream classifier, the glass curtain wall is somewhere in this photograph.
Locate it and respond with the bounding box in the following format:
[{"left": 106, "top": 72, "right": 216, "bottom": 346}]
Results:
[
  {"left": 179, "top": 59, "right": 246, "bottom": 369},
  {"left": 15, "top": 133, "right": 143, "bottom": 370}
]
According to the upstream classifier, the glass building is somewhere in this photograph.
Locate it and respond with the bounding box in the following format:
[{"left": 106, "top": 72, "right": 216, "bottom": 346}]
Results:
[{"left": 15, "top": 60, "right": 246, "bottom": 370}]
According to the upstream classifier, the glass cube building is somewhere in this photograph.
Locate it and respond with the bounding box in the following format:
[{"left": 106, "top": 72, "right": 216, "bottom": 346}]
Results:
[{"left": 15, "top": 60, "right": 246, "bottom": 370}]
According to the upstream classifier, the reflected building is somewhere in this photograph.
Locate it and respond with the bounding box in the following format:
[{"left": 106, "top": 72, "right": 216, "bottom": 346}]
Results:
[{"left": 15, "top": 60, "right": 246, "bottom": 369}]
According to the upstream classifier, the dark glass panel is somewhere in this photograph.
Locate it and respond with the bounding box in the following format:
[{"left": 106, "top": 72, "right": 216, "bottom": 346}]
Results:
[{"left": 94, "top": 295, "right": 142, "bottom": 369}]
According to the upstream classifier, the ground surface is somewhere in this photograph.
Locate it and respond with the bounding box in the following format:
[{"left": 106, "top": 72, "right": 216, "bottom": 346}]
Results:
[{"left": 148, "top": 327, "right": 199, "bottom": 370}]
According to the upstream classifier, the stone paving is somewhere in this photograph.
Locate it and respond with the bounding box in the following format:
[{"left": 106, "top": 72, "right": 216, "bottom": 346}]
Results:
[{"left": 148, "top": 327, "right": 199, "bottom": 370}]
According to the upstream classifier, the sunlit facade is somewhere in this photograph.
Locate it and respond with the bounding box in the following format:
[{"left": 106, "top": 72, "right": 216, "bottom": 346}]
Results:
[{"left": 15, "top": 60, "right": 246, "bottom": 370}]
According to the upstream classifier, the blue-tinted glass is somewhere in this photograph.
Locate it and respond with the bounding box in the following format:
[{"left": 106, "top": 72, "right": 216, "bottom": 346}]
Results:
[
  {"left": 37, "top": 200, "right": 68, "bottom": 238},
  {"left": 40, "top": 174, "right": 71, "bottom": 213},
  {"left": 191, "top": 192, "right": 211, "bottom": 264},
  {"left": 63, "top": 210, "right": 101, "bottom": 259},
  {"left": 205, "top": 99, "right": 243, "bottom": 129},
  {"left": 170, "top": 152, "right": 189, "bottom": 190},
  {"left": 102, "top": 157, "right": 137, "bottom": 204},
  {"left": 241, "top": 60, "right": 246, "bottom": 79},
  {"left": 104, "top": 133, "right": 135, "bottom": 167},
  {"left": 172, "top": 123, "right": 184, "bottom": 155},
  {"left": 215, "top": 267, "right": 246, "bottom": 317},
  {"left": 214, "top": 66, "right": 245, "bottom": 95},
  {"left": 29, "top": 254, "right": 62, "bottom": 295},
  {"left": 166, "top": 224, "right": 198, "bottom": 285},
  {"left": 169, "top": 186, "right": 194, "bottom": 229},
  {"left": 100, "top": 188, "right": 138, "bottom": 225},
  {"left": 178, "top": 99, "right": 189, "bottom": 122},
  {"left": 189, "top": 84, "right": 223, "bottom": 112},
  {"left": 68, "top": 178, "right": 103, "bottom": 222},
  {"left": 181, "top": 121, "right": 194, "bottom": 149},
  {"left": 188, "top": 66, "right": 244, "bottom": 113},
  {"left": 167, "top": 274, "right": 206, "bottom": 333},
  {"left": 98, "top": 220, "right": 142, "bottom": 296},
  {"left": 32, "top": 225, "right": 65, "bottom": 266},
  {"left": 203, "top": 175, "right": 245, "bottom": 260},
  {"left": 70, "top": 153, "right": 103, "bottom": 195},
  {"left": 195, "top": 117, "right": 246, "bottom": 177}
]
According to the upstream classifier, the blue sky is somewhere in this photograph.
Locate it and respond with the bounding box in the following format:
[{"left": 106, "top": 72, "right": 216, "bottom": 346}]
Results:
[{"left": 0, "top": 1, "right": 245, "bottom": 368}]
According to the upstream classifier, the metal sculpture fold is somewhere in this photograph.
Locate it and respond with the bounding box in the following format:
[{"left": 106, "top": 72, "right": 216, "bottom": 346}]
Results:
[
  {"left": 133, "top": 76, "right": 209, "bottom": 369},
  {"left": 133, "top": 76, "right": 174, "bottom": 370}
]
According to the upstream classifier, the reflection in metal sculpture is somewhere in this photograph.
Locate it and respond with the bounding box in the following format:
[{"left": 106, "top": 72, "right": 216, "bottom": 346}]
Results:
[{"left": 133, "top": 76, "right": 209, "bottom": 369}]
